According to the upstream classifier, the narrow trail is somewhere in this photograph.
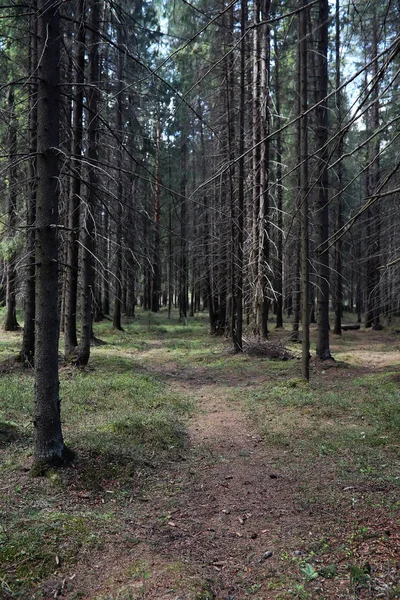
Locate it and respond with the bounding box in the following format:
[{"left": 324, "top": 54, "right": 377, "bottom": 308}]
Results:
[{"left": 79, "top": 359, "right": 334, "bottom": 600}]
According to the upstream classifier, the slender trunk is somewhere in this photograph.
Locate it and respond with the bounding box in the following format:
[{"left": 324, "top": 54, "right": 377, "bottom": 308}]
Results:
[
  {"left": 65, "top": 0, "right": 85, "bottom": 359},
  {"left": 251, "top": 0, "right": 261, "bottom": 332},
  {"left": 315, "top": 0, "right": 331, "bottom": 360},
  {"left": 333, "top": 0, "right": 343, "bottom": 335},
  {"left": 179, "top": 126, "right": 188, "bottom": 322},
  {"left": 274, "top": 28, "right": 283, "bottom": 329},
  {"left": 151, "top": 119, "right": 161, "bottom": 313},
  {"left": 3, "top": 86, "right": 20, "bottom": 332},
  {"left": 299, "top": 0, "right": 310, "bottom": 380},
  {"left": 233, "top": 0, "right": 247, "bottom": 352},
  {"left": 113, "top": 31, "right": 125, "bottom": 331},
  {"left": 76, "top": 0, "right": 100, "bottom": 366},
  {"left": 20, "top": 8, "right": 37, "bottom": 363}
]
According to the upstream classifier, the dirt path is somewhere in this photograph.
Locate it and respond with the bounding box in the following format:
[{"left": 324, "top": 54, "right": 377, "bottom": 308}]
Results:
[
  {"left": 41, "top": 344, "right": 399, "bottom": 600},
  {"left": 68, "top": 364, "right": 333, "bottom": 600}
]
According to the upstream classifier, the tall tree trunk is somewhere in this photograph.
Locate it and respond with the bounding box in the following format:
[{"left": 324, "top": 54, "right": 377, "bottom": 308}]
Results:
[
  {"left": 364, "top": 9, "right": 382, "bottom": 331},
  {"left": 3, "top": 86, "right": 20, "bottom": 332},
  {"left": 20, "top": 5, "right": 37, "bottom": 364},
  {"left": 299, "top": 0, "right": 310, "bottom": 380},
  {"left": 315, "top": 0, "right": 332, "bottom": 360},
  {"left": 65, "top": 0, "right": 85, "bottom": 359},
  {"left": 113, "top": 31, "right": 125, "bottom": 331},
  {"left": 251, "top": 0, "right": 261, "bottom": 332},
  {"left": 333, "top": 0, "right": 343, "bottom": 335},
  {"left": 274, "top": 27, "right": 284, "bottom": 329},
  {"left": 232, "top": 0, "right": 247, "bottom": 352},
  {"left": 179, "top": 129, "right": 188, "bottom": 323},
  {"left": 257, "top": 0, "right": 271, "bottom": 339},
  {"left": 151, "top": 119, "right": 161, "bottom": 313},
  {"left": 76, "top": 0, "right": 100, "bottom": 366},
  {"left": 34, "top": 0, "right": 70, "bottom": 468}
]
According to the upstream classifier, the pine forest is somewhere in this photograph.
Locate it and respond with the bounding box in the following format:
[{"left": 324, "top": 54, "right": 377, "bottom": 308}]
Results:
[{"left": 1, "top": 1, "right": 400, "bottom": 598}]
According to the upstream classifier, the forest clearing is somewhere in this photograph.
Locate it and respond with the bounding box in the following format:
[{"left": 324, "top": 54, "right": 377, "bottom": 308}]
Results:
[{"left": 1, "top": 311, "right": 399, "bottom": 600}]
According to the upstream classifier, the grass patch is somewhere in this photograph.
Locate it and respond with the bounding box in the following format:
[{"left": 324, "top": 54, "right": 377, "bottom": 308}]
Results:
[{"left": 0, "top": 511, "right": 103, "bottom": 596}]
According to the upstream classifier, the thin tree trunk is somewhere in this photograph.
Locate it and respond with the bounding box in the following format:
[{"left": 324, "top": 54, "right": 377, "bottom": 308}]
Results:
[
  {"left": 151, "top": 119, "right": 161, "bottom": 313},
  {"left": 274, "top": 27, "right": 284, "bottom": 329},
  {"left": 20, "top": 4, "right": 38, "bottom": 364},
  {"left": 76, "top": 0, "right": 100, "bottom": 366},
  {"left": 333, "top": 0, "right": 343, "bottom": 335},
  {"left": 65, "top": 0, "right": 85, "bottom": 359},
  {"left": 3, "top": 86, "right": 20, "bottom": 332},
  {"left": 113, "top": 30, "right": 125, "bottom": 331},
  {"left": 315, "top": 0, "right": 332, "bottom": 360},
  {"left": 299, "top": 0, "right": 310, "bottom": 380}
]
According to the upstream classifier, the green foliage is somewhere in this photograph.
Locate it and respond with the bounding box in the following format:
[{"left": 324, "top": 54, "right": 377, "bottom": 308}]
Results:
[
  {"left": 0, "top": 235, "right": 23, "bottom": 261},
  {"left": 300, "top": 564, "right": 319, "bottom": 581}
]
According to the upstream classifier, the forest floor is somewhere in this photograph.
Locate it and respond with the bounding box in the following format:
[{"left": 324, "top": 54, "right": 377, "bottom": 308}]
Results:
[{"left": 0, "top": 311, "right": 400, "bottom": 600}]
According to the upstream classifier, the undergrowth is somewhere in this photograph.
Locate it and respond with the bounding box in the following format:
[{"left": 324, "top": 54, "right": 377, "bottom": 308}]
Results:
[{"left": 0, "top": 309, "right": 399, "bottom": 598}]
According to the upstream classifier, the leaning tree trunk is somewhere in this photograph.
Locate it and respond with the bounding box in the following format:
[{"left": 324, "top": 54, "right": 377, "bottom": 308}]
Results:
[{"left": 34, "top": 0, "right": 70, "bottom": 469}]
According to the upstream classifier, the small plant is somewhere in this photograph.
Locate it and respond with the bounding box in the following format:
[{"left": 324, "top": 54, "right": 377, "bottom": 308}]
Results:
[
  {"left": 318, "top": 564, "right": 338, "bottom": 579},
  {"left": 300, "top": 563, "right": 319, "bottom": 581},
  {"left": 350, "top": 563, "right": 371, "bottom": 587}
]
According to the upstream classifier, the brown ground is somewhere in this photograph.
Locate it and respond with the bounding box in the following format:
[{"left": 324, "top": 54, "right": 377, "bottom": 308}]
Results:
[{"left": 5, "top": 327, "right": 400, "bottom": 600}]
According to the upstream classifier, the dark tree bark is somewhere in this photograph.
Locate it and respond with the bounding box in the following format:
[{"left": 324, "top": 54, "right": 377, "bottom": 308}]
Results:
[
  {"left": 65, "top": 0, "right": 85, "bottom": 359},
  {"left": 179, "top": 128, "right": 188, "bottom": 323},
  {"left": 3, "top": 86, "right": 20, "bottom": 332},
  {"left": 113, "top": 31, "right": 125, "bottom": 331},
  {"left": 299, "top": 0, "right": 310, "bottom": 380},
  {"left": 364, "top": 9, "right": 382, "bottom": 331},
  {"left": 232, "top": 0, "right": 247, "bottom": 352},
  {"left": 151, "top": 119, "right": 161, "bottom": 313},
  {"left": 274, "top": 27, "right": 283, "bottom": 330},
  {"left": 34, "top": 0, "right": 71, "bottom": 468},
  {"left": 76, "top": 0, "right": 100, "bottom": 366},
  {"left": 315, "top": 0, "right": 332, "bottom": 360},
  {"left": 333, "top": 0, "right": 343, "bottom": 335},
  {"left": 20, "top": 3, "right": 38, "bottom": 364},
  {"left": 257, "top": 0, "right": 271, "bottom": 339}
]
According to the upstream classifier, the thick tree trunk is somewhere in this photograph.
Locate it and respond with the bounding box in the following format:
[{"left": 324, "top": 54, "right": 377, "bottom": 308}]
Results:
[{"left": 34, "top": 0, "right": 70, "bottom": 468}]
